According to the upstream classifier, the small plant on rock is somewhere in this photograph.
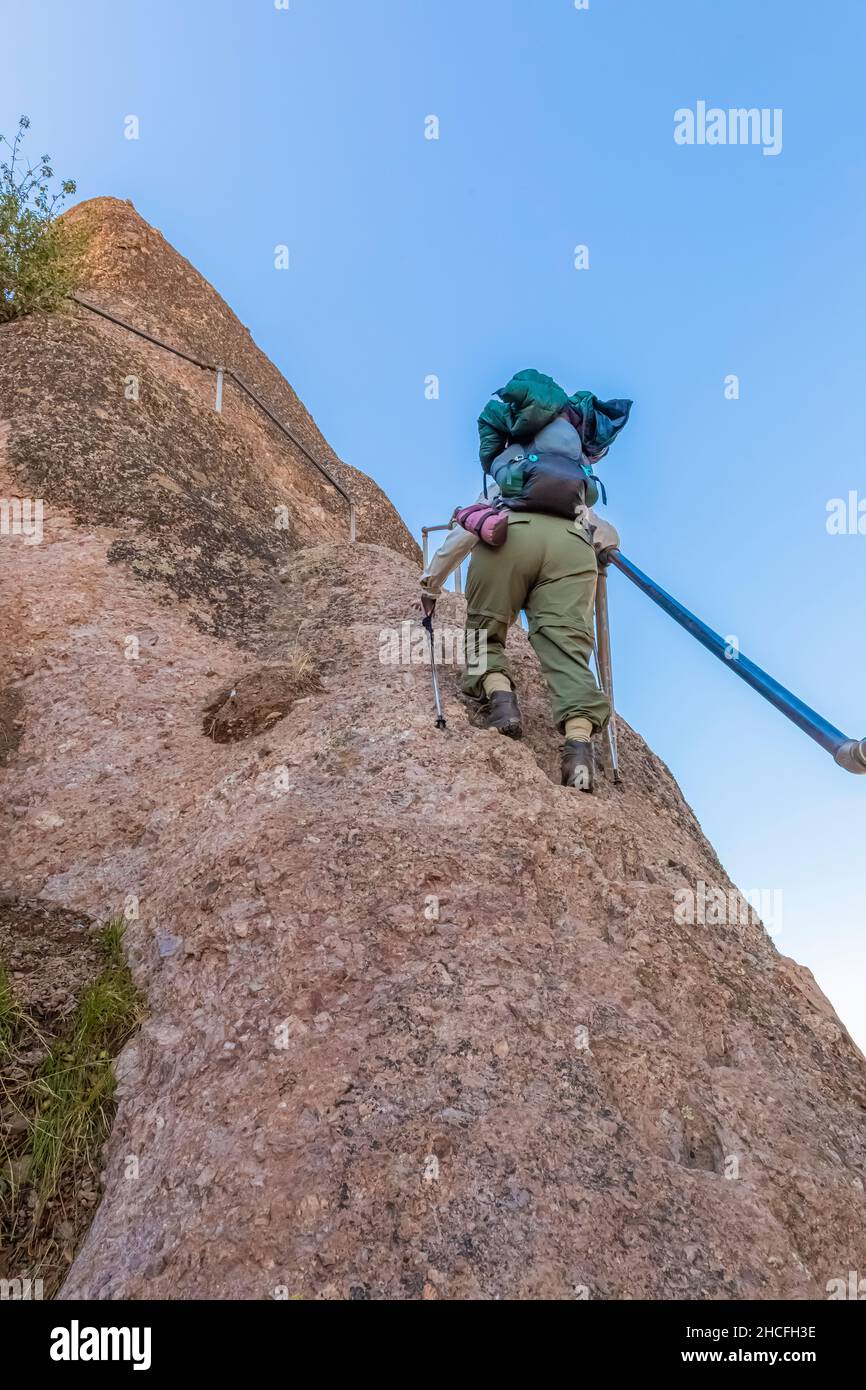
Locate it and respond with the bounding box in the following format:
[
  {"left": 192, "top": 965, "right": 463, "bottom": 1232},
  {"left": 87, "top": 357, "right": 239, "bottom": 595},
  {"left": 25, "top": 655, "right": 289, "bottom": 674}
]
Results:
[{"left": 0, "top": 116, "right": 81, "bottom": 323}]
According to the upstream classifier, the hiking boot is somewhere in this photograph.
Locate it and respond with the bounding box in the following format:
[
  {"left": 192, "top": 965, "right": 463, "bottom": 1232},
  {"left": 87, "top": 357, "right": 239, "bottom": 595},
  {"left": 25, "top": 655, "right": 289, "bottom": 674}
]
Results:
[
  {"left": 482, "top": 689, "right": 522, "bottom": 738},
  {"left": 561, "top": 739, "right": 594, "bottom": 792}
]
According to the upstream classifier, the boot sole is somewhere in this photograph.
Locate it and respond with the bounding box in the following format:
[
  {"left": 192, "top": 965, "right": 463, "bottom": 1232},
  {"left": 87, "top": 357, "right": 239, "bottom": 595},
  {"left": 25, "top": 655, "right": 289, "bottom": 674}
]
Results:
[{"left": 492, "top": 720, "right": 523, "bottom": 739}]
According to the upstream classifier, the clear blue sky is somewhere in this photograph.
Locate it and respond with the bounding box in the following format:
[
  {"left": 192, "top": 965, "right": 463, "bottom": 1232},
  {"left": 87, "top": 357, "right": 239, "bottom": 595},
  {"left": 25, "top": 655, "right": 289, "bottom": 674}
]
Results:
[{"left": 6, "top": 0, "right": 865, "bottom": 1045}]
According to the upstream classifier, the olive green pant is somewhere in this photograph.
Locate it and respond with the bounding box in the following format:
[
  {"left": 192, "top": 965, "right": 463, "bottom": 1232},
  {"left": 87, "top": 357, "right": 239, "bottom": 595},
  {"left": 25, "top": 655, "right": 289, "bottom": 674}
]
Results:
[{"left": 462, "top": 511, "right": 610, "bottom": 733}]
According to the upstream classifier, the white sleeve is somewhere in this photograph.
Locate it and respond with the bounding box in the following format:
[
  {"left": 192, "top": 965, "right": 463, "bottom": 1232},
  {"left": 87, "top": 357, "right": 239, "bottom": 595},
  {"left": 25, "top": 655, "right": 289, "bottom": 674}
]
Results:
[
  {"left": 420, "top": 524, "right": 477, "bottom": 596},
  {"left": 420, "top": 488, "right": 496, "bottom": 595}
]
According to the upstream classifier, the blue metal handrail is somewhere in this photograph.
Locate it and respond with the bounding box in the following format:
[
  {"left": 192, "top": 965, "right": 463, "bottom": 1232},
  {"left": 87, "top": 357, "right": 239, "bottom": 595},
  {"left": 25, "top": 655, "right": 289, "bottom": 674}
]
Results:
[{"left": 608, "top": 551, "right": 866, "bottom": 774}]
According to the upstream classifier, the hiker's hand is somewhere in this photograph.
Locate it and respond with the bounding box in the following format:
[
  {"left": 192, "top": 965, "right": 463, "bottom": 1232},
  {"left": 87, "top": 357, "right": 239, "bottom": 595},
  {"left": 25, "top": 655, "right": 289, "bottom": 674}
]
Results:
[
  {"left": 587, "top": 513, "right": 620, "bottom": 565},
  {"left": 420, "top": 593, "right": 437, "bottom": 618}
]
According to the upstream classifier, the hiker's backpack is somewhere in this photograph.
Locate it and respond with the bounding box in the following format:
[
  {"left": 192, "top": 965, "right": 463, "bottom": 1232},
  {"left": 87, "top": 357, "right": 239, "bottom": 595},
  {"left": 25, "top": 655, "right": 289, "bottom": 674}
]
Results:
[
  {"left": 486, "top": 415, "right": 607, "bottom": 518},
  {"left": 478, "top": 370, "right": 632, "bottom": 519}
]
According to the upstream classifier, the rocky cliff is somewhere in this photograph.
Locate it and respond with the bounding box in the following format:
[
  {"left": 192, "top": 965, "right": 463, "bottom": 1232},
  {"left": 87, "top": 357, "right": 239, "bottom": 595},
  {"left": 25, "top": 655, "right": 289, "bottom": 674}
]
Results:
[
  {"left": 1, "top": 203, "right": 865, "bottom": 1300},
  {"left": 0, "top": 197, "right": 416, "bottom": 645}
]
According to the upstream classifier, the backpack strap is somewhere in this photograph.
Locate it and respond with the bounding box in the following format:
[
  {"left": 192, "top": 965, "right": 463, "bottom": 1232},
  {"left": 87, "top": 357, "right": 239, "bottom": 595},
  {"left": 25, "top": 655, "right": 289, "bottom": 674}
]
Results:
[{"left": 581, "top": 462, "right": 607, "bottom": 506}]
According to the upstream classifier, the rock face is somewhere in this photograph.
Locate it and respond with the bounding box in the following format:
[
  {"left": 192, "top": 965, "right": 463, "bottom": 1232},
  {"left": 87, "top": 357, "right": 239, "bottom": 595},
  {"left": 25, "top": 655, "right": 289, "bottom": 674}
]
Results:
[
  {"left": 2, "top": 204, "right": 865, "bottom": 1300},
  {"left": 0, "top": 197, "right": 417, "bottom": 645}
]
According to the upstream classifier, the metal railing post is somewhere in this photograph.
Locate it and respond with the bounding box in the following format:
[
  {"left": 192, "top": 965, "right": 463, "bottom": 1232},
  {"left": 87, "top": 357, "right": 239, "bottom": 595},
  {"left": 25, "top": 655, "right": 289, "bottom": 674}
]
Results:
[
  {"left": 214, "top": 366, "right": 224, "bottom": 413},
  {"left": 594, "top": 565, "right": 621, "bottom": 784}
]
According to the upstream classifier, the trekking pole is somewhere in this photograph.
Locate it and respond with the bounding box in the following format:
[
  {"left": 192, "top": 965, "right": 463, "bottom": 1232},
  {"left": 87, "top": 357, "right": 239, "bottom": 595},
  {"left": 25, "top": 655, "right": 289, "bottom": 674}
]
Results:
[
  {"left": 594, "top": 565, "right": 621, "bottom": 784},
  {"left": 421, "top": 602, "right": 447, "bottom": 730}
]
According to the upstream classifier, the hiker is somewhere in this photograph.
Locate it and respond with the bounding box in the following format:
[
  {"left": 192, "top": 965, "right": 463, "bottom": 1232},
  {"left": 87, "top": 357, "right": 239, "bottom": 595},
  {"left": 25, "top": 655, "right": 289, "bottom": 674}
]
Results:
[{"left": 421, "top": 369, "right": 631, "bottom": 792}]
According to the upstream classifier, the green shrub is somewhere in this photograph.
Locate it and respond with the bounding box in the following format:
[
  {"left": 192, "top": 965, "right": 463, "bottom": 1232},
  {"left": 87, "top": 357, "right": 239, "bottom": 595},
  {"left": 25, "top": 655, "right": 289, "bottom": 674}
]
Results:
[
  {"left": 0, "top": 115, "right": 81, "bottom": 324},
  {"left": 1, "top": 916, "right": 144, "bottom": 1293}
]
